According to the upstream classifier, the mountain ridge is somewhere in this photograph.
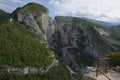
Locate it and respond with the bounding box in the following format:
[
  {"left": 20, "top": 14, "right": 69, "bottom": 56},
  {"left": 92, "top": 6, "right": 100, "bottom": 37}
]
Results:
[
  {"left": 0, "top": 9, "right": 9, "bottom": 23},
  {"left": 82, "top": 17, "right": 118, "bottom": 27}
]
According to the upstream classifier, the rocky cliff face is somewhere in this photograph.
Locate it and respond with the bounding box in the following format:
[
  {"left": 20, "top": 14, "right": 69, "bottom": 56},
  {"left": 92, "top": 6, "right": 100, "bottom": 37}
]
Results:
[
  {"left": 10, "top": 3, "right": 55, "bottom": 44},
  {"left": 50, "top": 16, "right": 119, "bottom": 69}
]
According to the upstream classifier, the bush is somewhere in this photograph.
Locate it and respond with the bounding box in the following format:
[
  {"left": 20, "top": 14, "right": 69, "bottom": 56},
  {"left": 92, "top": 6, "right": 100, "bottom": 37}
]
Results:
[
  {"left": 108, "top": 52, "right": 120, "bottom": 66},
  {"left": 89, "top": 77, "right": 96, "bottom": 80}
]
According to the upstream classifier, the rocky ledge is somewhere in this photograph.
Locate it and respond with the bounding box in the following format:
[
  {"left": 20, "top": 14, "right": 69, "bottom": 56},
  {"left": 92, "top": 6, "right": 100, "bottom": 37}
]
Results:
[{"left": 4, "top": 59, "right": 59, "bottom": 74}]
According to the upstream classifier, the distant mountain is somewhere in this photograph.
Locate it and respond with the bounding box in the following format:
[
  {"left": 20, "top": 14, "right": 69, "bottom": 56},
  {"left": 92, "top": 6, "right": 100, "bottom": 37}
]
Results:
[
  {"left": 115, "top": 24, "right": 120, "bottom": 28},
  {"left": 109, "top": 24, "right": 120, "bottom": 44},
  {"left": 0, "top": 9, "right": 9, "bottom": 22},
  {"left": 0, "top": 9, "right": 6, "bottom": 14},
  {"left": 82, "top": 17, "right": 118, "bottom": 27}
]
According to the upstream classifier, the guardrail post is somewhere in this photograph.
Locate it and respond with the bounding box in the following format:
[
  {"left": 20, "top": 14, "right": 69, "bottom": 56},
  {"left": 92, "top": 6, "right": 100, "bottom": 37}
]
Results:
[{"left": 96, "top": 58, "right": 99, "bottom": 77}]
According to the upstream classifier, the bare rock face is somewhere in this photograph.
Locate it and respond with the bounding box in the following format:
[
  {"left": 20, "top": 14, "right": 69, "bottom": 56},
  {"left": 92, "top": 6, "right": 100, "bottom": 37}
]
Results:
[
  {"left": 17, "top": 10, "right": 48, "bottom": 35},
  {"left": 14, "top": 3, "right": 55, "bottom": 42},
  {"left": 15, "top": 3, "right": 55, "bottom": 47},
  {"left": 94, "top": 27, "right": 109, "bottom": 36},
  {"left": 50, "top": 16, "right": 119, "bottom": 69},
  {"left": 18, "top": 12, "right": 41, "bottom": 35}
]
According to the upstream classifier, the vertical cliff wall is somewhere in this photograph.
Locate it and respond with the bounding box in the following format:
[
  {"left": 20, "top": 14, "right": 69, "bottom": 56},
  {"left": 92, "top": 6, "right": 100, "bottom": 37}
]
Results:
[{"left": 50, "top": 16, "right": 119, "bottom": 69}]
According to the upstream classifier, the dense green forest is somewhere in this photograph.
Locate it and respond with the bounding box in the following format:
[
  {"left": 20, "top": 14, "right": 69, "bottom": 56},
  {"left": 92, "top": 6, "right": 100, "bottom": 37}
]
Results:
[{"left": 0, "top": 22, "right": 54, "bottom": 69}]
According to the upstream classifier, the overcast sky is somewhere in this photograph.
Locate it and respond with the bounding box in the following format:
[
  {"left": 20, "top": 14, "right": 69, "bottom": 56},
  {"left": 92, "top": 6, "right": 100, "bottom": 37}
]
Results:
[{"left": 0, "top": 0, "right": 120, "bottom": 23}]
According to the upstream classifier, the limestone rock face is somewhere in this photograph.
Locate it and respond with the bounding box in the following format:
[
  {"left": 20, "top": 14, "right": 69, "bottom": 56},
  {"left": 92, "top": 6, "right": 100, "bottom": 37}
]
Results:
[
  {"left": 94, "top": 27, "right": 109, "bottom": 36},
  {"left": 15, "top": 3, "right": 55, "bottom": 46},
  {"left": 50, "top": 16, "right": 119, "bottom": 69},
  {"left": 13, "top": 3, "right": 54, "bottom": 40},
  {"left": 18, "top": 12, "right": 41, "bottom": 35}
]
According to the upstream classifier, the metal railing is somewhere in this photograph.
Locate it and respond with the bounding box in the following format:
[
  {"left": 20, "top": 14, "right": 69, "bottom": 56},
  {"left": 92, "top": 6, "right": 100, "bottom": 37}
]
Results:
[{"left": 95, "top": 58, "right": 120, "bottom": 80}]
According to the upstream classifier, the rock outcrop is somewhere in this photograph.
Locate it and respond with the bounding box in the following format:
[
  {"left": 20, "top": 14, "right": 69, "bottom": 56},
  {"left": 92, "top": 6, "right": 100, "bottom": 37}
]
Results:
[
  {"left": 11, "top": 2, "right": 55, "bottom": 43},
  {"left": 7, "top": 59, "right": 58, "bottom": 74}
]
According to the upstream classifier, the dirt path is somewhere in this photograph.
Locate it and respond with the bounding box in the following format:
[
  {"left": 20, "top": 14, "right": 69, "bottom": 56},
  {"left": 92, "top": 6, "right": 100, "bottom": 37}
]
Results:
[{"left": 96, "top": 75, "right": 109, "bottom": 80}]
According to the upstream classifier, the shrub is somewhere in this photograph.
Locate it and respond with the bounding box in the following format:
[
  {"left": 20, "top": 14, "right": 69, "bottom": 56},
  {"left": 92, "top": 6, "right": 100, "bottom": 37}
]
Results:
[{"left": 108, "top": 52, "right": 120, "bottom": 66}]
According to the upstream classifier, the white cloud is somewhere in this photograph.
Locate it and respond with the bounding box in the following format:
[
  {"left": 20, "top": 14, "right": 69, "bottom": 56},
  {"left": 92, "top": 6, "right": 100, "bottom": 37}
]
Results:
[
  {"left": 0, "top": 0, "right": 21, "bottom": 12},
  {"left": 48, "top": 0, "right": 120, "bottom": 23},
  {"left": 8, "top": 0, "right": 22, "bottom": 3},
  {"left": 49, "top": 0, "right": 60, "bottom": 5}
]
